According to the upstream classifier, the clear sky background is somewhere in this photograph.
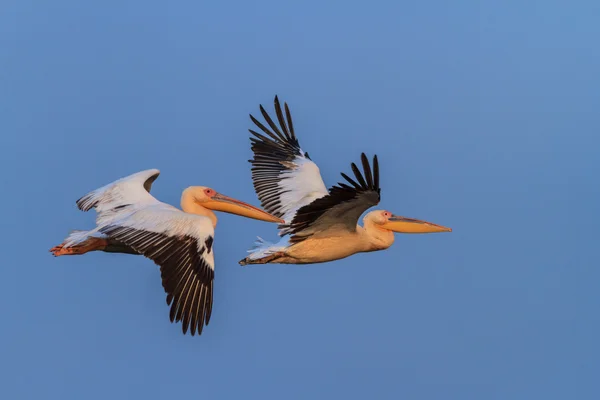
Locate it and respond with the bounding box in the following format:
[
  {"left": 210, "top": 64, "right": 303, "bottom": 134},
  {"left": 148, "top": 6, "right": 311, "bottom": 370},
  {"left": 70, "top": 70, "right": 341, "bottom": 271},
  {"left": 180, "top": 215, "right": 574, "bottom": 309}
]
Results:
[{"left": 2, "top": 1, "right": 599, "bottom": 399}]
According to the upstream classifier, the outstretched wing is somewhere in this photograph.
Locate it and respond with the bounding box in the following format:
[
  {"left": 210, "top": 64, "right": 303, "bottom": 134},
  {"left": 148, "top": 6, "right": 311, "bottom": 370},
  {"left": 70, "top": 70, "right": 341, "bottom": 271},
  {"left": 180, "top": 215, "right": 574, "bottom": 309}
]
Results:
[
  {"left": 248, "top": 96, "right": 329, "bottom": 224},
  {"left": 76, "top": 169, "right": 161, "bottom": 226},
  {"left": 282, "top": 153, "right": 381, "bottom": 244},
  {"left": 99, "top": 205, "right": 215, "bottom": 336}
]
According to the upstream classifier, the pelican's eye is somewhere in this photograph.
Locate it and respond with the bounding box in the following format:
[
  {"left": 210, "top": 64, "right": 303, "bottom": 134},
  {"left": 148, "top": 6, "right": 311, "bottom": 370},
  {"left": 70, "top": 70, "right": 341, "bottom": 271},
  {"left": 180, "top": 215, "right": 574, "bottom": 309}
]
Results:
[{"left": 204, "top": 188, "right": 215, "bottom": 196}]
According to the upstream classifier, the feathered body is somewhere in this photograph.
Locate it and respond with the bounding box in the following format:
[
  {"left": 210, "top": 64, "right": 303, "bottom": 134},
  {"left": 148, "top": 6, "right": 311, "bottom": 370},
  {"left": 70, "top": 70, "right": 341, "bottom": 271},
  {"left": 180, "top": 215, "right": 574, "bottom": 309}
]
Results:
[
  {"left": 240, "top": 96, "right": 451, "bottom": 265},
  {"left": 52, "top": 169, "right": 281, "bottom": 335}
]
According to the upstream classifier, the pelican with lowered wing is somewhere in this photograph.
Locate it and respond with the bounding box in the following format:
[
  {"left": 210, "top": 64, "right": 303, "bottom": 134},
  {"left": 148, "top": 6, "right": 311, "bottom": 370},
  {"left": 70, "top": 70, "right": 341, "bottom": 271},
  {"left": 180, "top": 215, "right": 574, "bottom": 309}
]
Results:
[
  {"left": 51, "top": 169, "right": 282, "bottom": 335},
  {"left": 240, "top": 96, "right": 451, "bottom": 265}
]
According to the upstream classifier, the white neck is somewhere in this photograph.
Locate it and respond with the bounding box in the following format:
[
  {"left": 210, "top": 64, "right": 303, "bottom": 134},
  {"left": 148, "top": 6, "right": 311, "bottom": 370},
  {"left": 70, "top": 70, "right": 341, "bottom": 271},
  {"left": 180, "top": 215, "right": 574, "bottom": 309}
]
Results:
[
  {"left": 361, "top": 217, "right": 395, "bottom": 251},
  {"left": 180, "top": 191, "right": 218, "bottom": 227}
]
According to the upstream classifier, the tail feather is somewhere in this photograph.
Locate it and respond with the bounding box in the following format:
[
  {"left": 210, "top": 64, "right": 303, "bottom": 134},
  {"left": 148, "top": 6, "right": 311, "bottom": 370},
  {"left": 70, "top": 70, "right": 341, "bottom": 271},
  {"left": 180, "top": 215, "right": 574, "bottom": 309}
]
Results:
[
  {"left": 51, "top": 230, "right": 109, "bottom": 257},
  {"left": 247, "top": 236, "right": 268, "bottom": 253},
  {"left": 62, "top": 230, "right": 106, "bottom": 248},
  {"left": 240, "top": 252, "right": 284, "bottom": 265},
  {"left": 239, "top": 236, "right": 288, "bottom": 265}
]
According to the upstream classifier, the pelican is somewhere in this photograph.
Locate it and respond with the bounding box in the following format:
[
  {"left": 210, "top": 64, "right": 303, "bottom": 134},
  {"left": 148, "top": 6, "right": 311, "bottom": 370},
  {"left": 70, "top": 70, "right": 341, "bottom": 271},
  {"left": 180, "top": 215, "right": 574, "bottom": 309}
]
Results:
[
  {"left": 239, "top": 96, "right": 451, "bottom": 265},
  {"left": 50, "top": 169, "right": 282, "bottom": 335}
]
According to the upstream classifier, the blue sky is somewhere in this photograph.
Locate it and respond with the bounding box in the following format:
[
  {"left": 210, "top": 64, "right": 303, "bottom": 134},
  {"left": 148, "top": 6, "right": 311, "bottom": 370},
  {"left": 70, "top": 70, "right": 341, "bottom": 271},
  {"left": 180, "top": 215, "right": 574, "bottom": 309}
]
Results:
[{"left": 2, "top": 1, "right": 599, "bottom": 399}]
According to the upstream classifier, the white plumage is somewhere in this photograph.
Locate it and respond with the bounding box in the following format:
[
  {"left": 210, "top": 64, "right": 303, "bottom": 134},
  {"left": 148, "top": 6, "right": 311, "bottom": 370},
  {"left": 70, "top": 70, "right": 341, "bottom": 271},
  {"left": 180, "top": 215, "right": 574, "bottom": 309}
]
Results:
[
  {"left": 242, "top": 96, "right": 451, "bottom": 266},
  {"left": 244, "top": 96, "right": 381, "bottom": 263},
  {"left": 75, "top": 169, "right": 162, "bottom": 226},
  {"left": 273, "top": 155, "right": 328, "bottom": 224},
  {"left": 54, "top": 169, "right": 216, "bottom": 336},
  {"left": 53, "top": 167, "right": 282, "bottom": 335}
]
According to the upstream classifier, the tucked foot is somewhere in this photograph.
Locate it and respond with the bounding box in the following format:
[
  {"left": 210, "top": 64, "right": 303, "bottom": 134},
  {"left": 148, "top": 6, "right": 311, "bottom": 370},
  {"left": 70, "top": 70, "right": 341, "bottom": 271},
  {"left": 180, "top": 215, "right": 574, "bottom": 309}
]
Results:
[
  {"left": 50, "top": 243, "right": 87, "bottom": 257},
  {"left": 50, "top": 244, "right": 71, "bottom": 256},
  {"left": 239, "top": 251, "right": 286, "bottom": 266},
  {"left": 49, "top": 238, "right": 108, "bottom": 257}
]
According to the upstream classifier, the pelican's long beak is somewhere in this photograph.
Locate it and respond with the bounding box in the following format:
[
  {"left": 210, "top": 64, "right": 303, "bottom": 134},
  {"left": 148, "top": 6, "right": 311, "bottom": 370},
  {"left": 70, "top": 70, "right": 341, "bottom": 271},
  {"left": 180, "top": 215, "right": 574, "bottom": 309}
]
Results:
[
  {"left": 202, "top": 193, "right": 283, "bottom": 223},
  {"left": 380, "top": 215, "right": 452, "bottom": 234}
]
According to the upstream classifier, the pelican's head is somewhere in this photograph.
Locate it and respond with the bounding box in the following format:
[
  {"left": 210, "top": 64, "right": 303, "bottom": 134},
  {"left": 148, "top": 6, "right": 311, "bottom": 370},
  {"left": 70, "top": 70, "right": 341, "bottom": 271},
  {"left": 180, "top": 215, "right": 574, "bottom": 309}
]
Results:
[
  {"left": 368, "top": 210, "right": 452, "bottom": 234},
  {"left": 182, "top": 186, "right": 283, "bottom": 223}
]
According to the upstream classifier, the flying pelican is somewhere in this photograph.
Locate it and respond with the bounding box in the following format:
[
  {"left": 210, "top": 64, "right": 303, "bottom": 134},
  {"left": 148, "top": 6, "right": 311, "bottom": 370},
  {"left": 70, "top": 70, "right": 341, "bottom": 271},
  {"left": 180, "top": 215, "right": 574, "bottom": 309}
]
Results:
[
  {"left": 239, "top": 96, "right": 451, "bottom": 265},
  {"left": 50, "top": 169, "right": 282, "bottom": 335}
]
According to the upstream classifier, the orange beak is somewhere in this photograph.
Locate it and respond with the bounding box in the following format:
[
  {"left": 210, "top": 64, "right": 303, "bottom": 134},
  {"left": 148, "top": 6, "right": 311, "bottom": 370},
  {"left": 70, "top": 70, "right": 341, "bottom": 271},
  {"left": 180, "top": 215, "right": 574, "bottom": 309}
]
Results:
[
  {"left": 380, "top": 215, "right": 452, "bottom": 234},
  {"left": 201, "top": 193, "right": 283, "bottom": 223}
]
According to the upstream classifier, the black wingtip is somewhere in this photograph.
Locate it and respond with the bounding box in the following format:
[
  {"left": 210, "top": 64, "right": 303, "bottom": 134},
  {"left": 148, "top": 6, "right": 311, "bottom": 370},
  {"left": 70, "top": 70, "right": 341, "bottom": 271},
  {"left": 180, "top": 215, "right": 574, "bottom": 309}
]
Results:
[
  {"left": 339, "top": 152, "right": 381, "bottom": 192},
  {"left": 273, "top": 95, "right": 292, "bottom": 140},
  {"left": 351, "top": 162, "right": 368, "bottom": 188},
  {"left": 259, "top": 104, "right": 268, "bottom": 116},
  {"left": 341, "top": 172, "right": 361, "bottom": 189},
  {"left": 373, "top": 154, "right": 380, "bottom": 190},
  {"left": 361, "top": 153, "right": 373, "bottom": 188}
]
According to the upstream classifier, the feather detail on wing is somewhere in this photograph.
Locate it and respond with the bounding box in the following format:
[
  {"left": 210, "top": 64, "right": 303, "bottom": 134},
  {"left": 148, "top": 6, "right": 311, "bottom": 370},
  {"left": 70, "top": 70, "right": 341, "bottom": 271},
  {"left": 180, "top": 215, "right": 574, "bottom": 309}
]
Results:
[
  {"left": 281, "top": 153, "right": 381, "bottom": 244},
  {"left": 99, "top": 205, "right": 215, "bottom": 336},
  {"left": 76, "top": 169, "right": 161, "bottom": 226},
  {"left": 248, "top": 96, "right": 328, "bottom": 224}
]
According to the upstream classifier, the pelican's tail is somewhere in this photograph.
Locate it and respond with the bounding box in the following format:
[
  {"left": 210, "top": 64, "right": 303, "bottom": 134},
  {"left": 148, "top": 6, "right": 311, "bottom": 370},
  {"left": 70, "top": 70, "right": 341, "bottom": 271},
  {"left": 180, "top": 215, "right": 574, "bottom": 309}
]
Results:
[
  {"left": 63, "top": 230, "right": 93, "bottom": 247},
  {"left": 239, "top": 237, "right": 288, "bottom": 265}
]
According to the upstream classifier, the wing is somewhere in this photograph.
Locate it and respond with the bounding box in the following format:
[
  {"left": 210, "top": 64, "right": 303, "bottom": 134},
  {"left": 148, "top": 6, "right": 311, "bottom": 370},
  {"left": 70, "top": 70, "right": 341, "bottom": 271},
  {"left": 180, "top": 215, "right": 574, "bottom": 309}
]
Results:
[
  {"left": 76, "top": 169, "right": 161, "bottom": 226},
  {"left": 282, "top": 153, "right": 381, "bottom": 244},
  {"left": 99, "top": 205, "right": 215, "bottom": 336},
  {"left": 248, "top": 95, "right": 329, "bottom": 224}
]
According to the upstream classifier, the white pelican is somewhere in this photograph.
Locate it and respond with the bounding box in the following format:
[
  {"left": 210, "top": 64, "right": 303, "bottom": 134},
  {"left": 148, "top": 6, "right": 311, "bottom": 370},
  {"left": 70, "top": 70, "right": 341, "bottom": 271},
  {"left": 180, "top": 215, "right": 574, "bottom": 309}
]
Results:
[
  {"left": 239, "top": 96, "right": 451, "bottom": 265},
  {"left": 50, "top": 169, "right": 282, "bottom": 335}
]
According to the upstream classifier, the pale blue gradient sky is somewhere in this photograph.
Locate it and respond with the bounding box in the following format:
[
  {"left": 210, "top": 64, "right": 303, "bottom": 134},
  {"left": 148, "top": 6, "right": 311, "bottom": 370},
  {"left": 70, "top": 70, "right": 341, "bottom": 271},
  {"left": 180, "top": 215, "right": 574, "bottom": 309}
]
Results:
[{"left": 2, "top": 1, "right": 599, "bottom": 399}]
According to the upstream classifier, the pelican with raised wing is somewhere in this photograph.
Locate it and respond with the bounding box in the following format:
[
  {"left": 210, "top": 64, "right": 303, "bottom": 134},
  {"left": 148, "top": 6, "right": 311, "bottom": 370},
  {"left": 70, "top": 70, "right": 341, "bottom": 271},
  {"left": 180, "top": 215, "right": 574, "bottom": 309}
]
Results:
[
  {"left": 50, "top": 169, "right": 282, "bottom": 335},
  {"left": 239, "top": 96, "right": 451, "bottom": 265}
]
